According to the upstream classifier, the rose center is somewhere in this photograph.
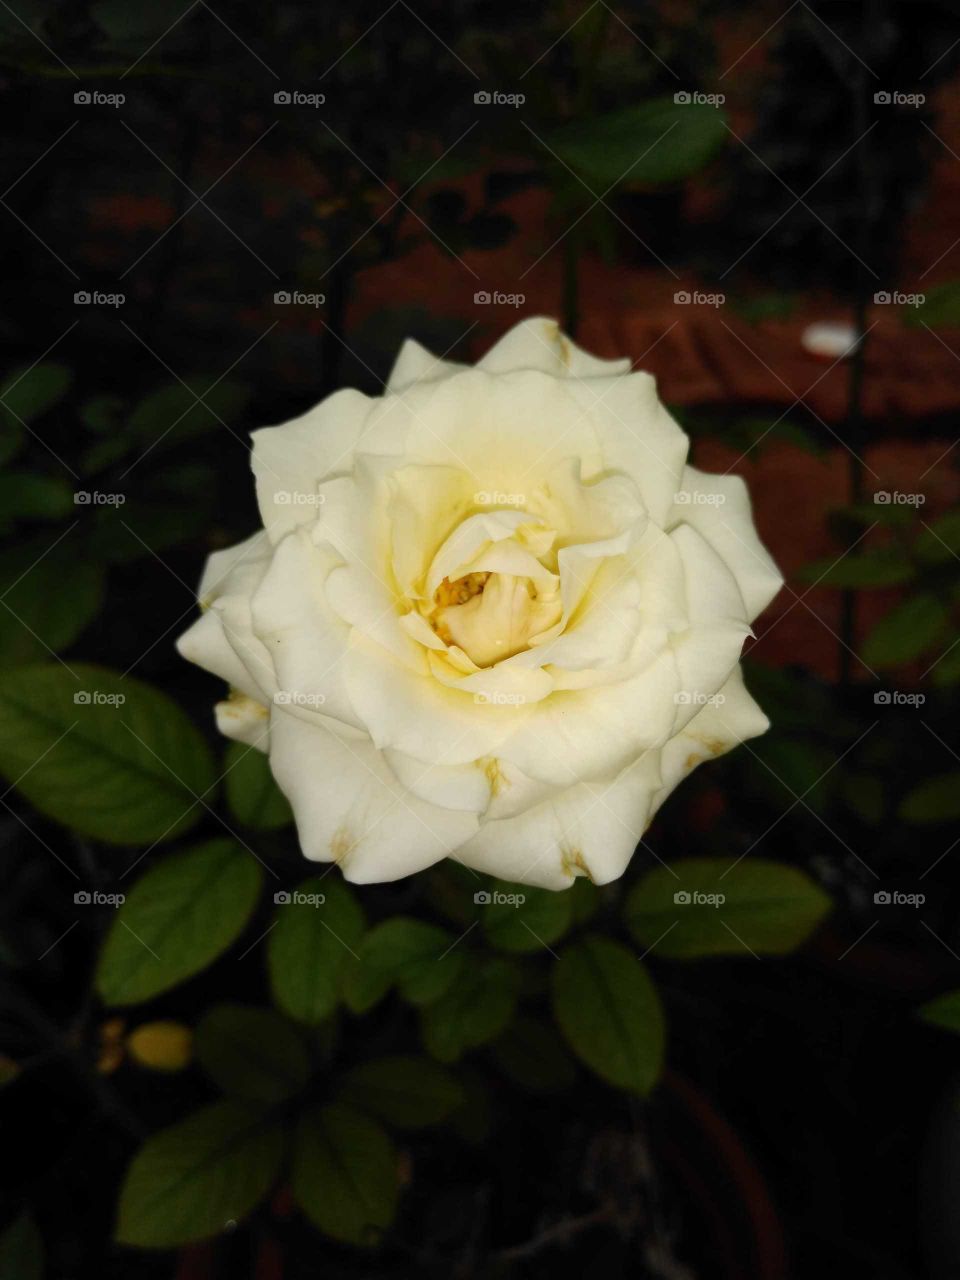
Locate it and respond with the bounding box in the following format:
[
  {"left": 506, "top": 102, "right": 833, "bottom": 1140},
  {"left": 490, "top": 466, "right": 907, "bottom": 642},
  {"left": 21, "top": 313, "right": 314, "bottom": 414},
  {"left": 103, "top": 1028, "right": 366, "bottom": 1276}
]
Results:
[{"left": 429, "top": 569, "right": 560, "bottom": 667}]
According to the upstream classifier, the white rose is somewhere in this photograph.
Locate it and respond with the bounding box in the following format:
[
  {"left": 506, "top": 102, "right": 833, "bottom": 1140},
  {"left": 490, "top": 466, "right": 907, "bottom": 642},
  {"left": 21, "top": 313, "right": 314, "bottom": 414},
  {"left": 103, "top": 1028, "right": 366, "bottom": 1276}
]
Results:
[{"left": 177, "top": 317, "right": 782, "bottom": 890}]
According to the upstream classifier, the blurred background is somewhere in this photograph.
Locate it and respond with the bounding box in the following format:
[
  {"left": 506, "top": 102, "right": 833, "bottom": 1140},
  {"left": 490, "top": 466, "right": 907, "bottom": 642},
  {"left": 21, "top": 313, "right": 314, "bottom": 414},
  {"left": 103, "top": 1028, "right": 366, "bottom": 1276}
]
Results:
[{"left": 1, "top": 1, "right": 960, "bottom": 1277}]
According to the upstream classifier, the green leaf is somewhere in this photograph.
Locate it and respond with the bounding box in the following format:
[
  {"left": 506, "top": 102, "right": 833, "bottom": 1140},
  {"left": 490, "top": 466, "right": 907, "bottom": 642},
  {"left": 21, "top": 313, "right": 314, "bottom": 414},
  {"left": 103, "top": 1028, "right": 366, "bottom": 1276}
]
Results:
[
  {"left": 899, "top": 773, "right": 960, "bottom": 824},
  {"left": 343, "top": 917, "right": 463, "bottom": 1013},
  {"left": 931, "top": 641, "right": 960, "bottom": 688},
  {"left": 129, "top": 379, "right": 249, "bottom": 450},
  {"left": 551, "top": 935, "right": 664, "bottom": 1094},
  {"left": 624, "top": 857, "right": 831, "bottom": 958},
  {"left": 906, "top": 280, "right": 960, "bottom": 328},
  {"left": 797, "top": 547, "right": 914, "bottom": 587},
  {"left": 338, "top": 1055, "right": 463, "bottom": 1129},
  {"left": 0, "top": 472, "right": 74, "bottom": 522},
  {"left": 916, "top": 511, "right": 960, "bottom": 564},
  {"left": 862, "top": 595, "right": 949, "bottom": 667},
  {"left": 0, "top": 542, "right": 103, "bottom": 666},
  {"left": 421, "top": 956, "right": 518, "bottom": 1063},
  {"left": 546, "top": 98, "right": 727, "bottom": 189},
  {"left": 919, "top": 989, "right": 960, "bottom": 1033},
  {"left": 97, "top": 840, "right": 263, "bottom": 1006},
  {"left": 268, "top": 877, "right": 365, "bottom": 1024},
  {"left": 0, "top": 362, "right": 71, "bottom": 430},
  {"left": 292, "top": 1104, "right": 398, "bottom": 1246},
  {"left": 80, "top": 393, "right": 125, "bottom": 434},
  {"left": 481, "top": 880, "right": 573, "bottom": 952},
  {"left": 745, "top": 737, "right": 837, "bottom": 815},
  {"left": 0, "top": 663, "right": 215, "bottom": 844},
  {"left": 116, "top": 1100, "right": 283, "bottom": 1248},
  {"left": 0, "top": 1212, "right": 42, "bottom": 1280},
  {"left": 488, "top": 1017, "right": 578, "bottom": 1094},
  {"left": 195, "top": 1004, "right": 310, "bottom": 1104},
  {"left": 224, "top": 741, "right": 292, "bottom": 830}
]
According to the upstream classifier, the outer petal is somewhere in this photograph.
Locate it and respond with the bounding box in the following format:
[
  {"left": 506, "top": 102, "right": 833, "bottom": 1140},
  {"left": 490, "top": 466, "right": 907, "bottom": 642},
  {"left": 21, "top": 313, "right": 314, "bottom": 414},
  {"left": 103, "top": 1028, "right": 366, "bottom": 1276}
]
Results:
[
  {"left": 176, "top": 532, "right": 276, "bottom": 704},
  {"left": 496, "top": 648, "right": 679, "bottom": 788},
  {"left": 669, "top": 466, "right": 783, "bottom": 621},
  {"left": 214, "top": 693, "right": 271, "bottom": 751},
  {"left": 250, "top": 388, "right": 375, "bottom": 542},
  {"left": 268, "top": 709, "right": 478, "bottom": 883},
  {"left": 341, "top": 634, "right": 520, "bottom": 765},
  {"left": 651, "top": 666, "right": 770, "bottom": 814},
  {"left": 248, "top": 529, "right": 363, "bottom": 732},
  {"left": 387, "top": 369, "right": 606, "bottom": 491},
  {"left": 453, "top": 748, "right": 662, "bottom": 889},
  {"left": 386, "top": 337, "right": 467, "bottom": 392},
  {"left": 669, "top": 523, "right": 752, "bottom": 734},
  {"left": 477, "top": 316, "right": 631, "bottom": 379},
  {"left": 567, "top": 372, "right": 689, "bottom": 526}
]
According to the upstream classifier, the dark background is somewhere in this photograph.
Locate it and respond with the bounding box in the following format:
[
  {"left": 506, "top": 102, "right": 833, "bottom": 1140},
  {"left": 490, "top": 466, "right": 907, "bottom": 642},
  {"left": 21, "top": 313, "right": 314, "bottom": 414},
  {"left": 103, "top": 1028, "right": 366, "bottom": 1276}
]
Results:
[{"left": 1, "top": 1, "right": 960, "bottom": 1277}]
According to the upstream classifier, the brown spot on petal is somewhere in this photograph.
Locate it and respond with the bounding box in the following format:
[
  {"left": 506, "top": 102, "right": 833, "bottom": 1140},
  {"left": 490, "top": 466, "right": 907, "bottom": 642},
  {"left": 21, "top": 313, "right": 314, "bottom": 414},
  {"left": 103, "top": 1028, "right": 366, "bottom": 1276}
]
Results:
[
  {"left": 476, "top": 756, "right": 509, "bottom": 799},
  {"left": 330, "top": 825, "right": 357, "bottom": 863},
  {"left": 560, "top": 843, "right": 595, "bottom": 882}
]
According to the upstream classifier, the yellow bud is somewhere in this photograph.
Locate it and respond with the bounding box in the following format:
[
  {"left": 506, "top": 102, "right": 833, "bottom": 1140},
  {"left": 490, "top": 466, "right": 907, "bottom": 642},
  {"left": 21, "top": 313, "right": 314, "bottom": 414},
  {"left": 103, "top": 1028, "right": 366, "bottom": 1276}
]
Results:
[{"left": 126, "top": 1021, "right": 193, "bottom": 1072}]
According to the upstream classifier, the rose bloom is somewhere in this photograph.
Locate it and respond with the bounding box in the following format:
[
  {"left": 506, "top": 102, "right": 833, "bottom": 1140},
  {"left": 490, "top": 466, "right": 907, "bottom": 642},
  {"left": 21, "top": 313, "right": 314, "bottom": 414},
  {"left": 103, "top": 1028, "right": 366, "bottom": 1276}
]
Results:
[{"left": 178, "top": 318, "right": 782, "bottom": 889}]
